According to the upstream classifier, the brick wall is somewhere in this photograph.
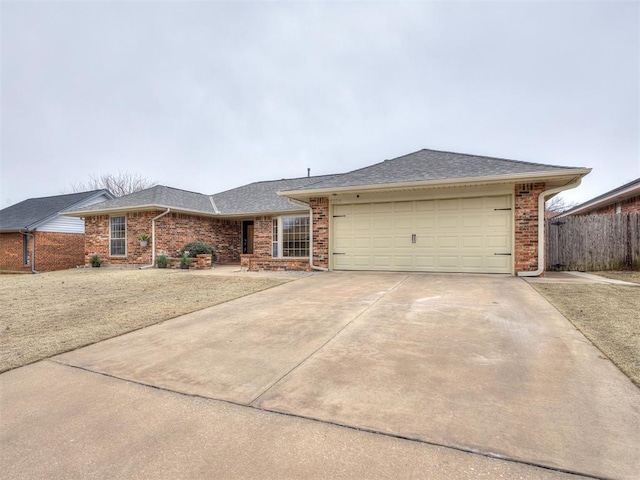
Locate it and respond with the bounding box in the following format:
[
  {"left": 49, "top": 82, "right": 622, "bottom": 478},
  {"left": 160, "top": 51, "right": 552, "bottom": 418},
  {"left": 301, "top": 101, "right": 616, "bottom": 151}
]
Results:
[
  {"left": 514, "top": 183, "right": 545, "bottom": 273},
  {"left": 0, "top": 231, "right": 84, "bottom": 272},
  {"left": 241, "top": 214, "right": 314, "bottom": 271},
  {"left": 310, "top": 197, "right": 329, "bottom": 269},
  {"left": 0, "top": 232, "right": 31, "bottom": 272},
  {"left": 252, "top": 216, "right": 274, "bottom": 259},
  {"left": 84, "top": 211, "right": 241, "bottom": 267},
  {"left": 586, "top": 196, "right": 640, "bottom": 215}
]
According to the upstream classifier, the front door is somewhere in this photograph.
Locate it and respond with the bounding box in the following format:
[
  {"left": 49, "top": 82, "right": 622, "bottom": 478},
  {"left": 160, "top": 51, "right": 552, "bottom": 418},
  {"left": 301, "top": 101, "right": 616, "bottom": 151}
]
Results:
[{"left": 242, "top": 221, "right": 254, "bottom": 254}]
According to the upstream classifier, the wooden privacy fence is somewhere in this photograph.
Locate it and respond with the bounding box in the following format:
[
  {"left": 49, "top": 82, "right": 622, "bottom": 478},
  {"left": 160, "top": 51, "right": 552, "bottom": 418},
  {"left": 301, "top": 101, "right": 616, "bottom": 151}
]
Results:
[{"left": 546, "top": 213, "right": 640, "bottom": 271}]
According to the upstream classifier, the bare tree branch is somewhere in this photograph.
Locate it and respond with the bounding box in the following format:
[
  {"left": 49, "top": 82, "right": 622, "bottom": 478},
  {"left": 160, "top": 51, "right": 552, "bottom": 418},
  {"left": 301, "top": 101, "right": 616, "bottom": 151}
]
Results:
[
  {"left": 63, "top": 172, "right": 157, "bottom": 197},
  {"left": 546, "top": 195, "right": 578, "bottom": 218}
]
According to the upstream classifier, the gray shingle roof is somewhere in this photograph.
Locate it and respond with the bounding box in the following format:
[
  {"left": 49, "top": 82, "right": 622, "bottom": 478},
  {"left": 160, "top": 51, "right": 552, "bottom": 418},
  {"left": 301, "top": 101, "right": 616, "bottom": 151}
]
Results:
[
  {"left": 0, "top": 190, "right": 111, "bottom": 232},
  {"left": 68, "top": 185, "right": 218, "bottom": 215},
  {"left": 284, "top": 149, "right": 583, "bottom": 191},
  {"left": 210, "top": 175, "right": 336, "bottom": 215},
  {"left": 560, "top": 177, "right": 640, "bottom": 216}
]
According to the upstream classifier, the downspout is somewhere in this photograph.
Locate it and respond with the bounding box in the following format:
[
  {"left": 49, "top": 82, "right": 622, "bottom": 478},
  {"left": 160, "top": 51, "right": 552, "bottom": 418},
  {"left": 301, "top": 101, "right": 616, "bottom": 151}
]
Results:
[
  {"left": 20, "top": 230, "right": 38, "bottom": 274},
  {"left": 517, "top": 178, "right": 583, "bottom": 277},
  {"left": 141, "top": 208, "right": 171, "bottom": 269},
  {"left": 286, "top": 198, "right": 328, "bottom": 272}
]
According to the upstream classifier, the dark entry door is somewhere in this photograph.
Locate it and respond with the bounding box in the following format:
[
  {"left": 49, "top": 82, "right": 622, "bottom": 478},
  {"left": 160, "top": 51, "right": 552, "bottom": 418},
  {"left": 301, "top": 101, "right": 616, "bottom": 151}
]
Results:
[{"left": 242, "top": 221, "right": 254, "bottom": 254}]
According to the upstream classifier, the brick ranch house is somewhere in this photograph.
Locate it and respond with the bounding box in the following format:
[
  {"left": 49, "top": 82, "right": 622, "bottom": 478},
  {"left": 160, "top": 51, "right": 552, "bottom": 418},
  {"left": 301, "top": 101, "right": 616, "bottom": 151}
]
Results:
[
  {"left": 64, "top": 149, "right": 591, "bottom": 276},
  {"left": 0, "top": 190, "right": 114, "bottom": 272},
  {"left": 559, "top": 177, "right": 640, "bottom": 217}
]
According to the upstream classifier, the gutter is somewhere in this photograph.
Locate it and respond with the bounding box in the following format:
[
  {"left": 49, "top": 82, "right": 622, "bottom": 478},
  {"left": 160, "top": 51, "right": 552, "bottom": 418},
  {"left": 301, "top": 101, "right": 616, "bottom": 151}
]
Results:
[
  {"left": 277, "top": 168, "right": 592, "bottom": 198},
  {"left": 286, "top": 198, "right": 328, "bottom": 272},
  {"left": 20, "top": 230, "right": 38, "bottom": 274},
  {"left": 517, "top": 177, "right": 583, "bottom": 277},
  {"left": 141, "top": 208, "right": 171, "bottom": 269}
]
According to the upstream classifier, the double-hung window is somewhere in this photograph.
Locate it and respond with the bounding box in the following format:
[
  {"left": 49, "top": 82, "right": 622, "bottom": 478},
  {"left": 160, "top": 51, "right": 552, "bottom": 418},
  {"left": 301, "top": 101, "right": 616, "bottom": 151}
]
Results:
[
  {"left": 110, "top": 216, "right": 126, "bottom": 256},
  {"left": 272, "top": 215, "right": 309, "bottom": 258}
]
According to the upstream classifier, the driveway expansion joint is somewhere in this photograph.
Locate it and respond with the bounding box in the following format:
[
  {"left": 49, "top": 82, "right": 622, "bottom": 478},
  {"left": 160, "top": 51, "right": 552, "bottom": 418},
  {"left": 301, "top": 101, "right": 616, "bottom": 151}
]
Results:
[
  {"left": 247, "top": 275, "right": 412, "bottom": 406},
  {"left": 43, "top": 359, "right": 607, "bottom": 480}
]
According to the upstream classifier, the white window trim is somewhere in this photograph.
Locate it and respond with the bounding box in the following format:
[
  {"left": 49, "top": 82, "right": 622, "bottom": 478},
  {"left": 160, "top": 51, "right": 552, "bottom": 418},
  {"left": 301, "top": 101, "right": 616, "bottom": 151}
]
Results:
[
  {"left": 272, "top": 214, "right": 310, "bottom": 259},
  {"left": 109, "top": 215, "right": 127, "bottom": 257}
]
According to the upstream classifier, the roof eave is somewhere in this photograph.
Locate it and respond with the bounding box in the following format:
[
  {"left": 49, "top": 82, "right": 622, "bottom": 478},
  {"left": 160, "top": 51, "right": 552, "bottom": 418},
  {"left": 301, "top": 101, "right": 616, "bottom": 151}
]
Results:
[
  {"left": 559, "top": 182, "right": 640, "bottom": 217},
  {"left": 63, "top": 204, "right": 220, "bottom": 218},
  {"left": 278, "top": 168, "right": 592, "bottom": 198}
]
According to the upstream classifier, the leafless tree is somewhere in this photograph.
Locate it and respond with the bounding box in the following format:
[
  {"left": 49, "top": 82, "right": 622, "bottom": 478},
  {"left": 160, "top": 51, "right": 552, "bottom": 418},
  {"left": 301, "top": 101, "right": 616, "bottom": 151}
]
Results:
[
  {"left": 546, "top": 195, "right": 577, "bottom": 218},
  {"left": 64, "top": 172, "right": 157, "bottom": 197}
]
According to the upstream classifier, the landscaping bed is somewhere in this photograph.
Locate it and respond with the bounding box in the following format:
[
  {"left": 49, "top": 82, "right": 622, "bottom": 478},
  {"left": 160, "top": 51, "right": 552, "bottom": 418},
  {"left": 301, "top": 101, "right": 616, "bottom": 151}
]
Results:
[{"left": 0, "top": 268, "right": 289, "bottom": 373}]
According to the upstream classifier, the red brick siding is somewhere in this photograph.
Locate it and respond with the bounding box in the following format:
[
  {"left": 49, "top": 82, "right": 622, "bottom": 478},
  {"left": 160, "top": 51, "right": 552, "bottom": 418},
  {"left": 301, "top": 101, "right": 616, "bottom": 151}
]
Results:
[
  {"left": 584, "top": 195, "right": 640, "bottom": 215},
  {"left": 240, "top": 214, "right": 313, "bottom": 271},
  {"left": 84, "top": 211, "right": 241, "bottom": 267},
  {"left": 251, "top": 216, "right": 274, "bottom": 259},
  {"left": 514, "top": 183, "right": 545, "bottom": 273},
  {"left": 310, "top": 197, "right": 329, "bottom": 268},
  {"left": 0, "top": 232, "right": 84, "bottom": 272},
  {"left": 240, "top": 254, "right": 311, "bottom": 272},
  {"left": 0, "top": 232, "right": 31, "bottom": 272}
]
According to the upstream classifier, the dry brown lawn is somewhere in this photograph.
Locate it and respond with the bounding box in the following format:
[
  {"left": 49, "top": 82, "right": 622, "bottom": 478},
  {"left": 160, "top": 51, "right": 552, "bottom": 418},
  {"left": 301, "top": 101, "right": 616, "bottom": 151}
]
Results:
[
  {"left": 0, "top": 268, "right": 289, "bottom": 373},
  {"left": 531, "top": 279, "right": 640, "bottom": 387}
]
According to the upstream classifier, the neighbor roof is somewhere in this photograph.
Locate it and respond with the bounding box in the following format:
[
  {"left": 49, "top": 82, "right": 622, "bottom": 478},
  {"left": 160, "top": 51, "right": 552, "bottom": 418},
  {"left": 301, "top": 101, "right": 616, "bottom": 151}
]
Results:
[
  {"left": 210, "top": 175, "right": 336, "bottom": 215},
  {"left": 281, "top": 149, "right": 589, "bottom": 194},
  {"left": 0, "top": 190, "right": 113, "bottom": 232},
  {"left": 559, "top": 177, "right": 640, "bottom": 217}
]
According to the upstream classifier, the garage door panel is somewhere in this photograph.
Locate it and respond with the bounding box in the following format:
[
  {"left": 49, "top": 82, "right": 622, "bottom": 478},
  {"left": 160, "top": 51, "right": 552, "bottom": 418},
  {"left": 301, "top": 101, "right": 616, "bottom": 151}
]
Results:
[
  {"left": 438, "top": 236, "right": 460, "bottom": 248},
  {"left": 393, "top": 202, "right": 413, "bottom": 213},
  {"left": 373, "top": 203, "right": 392, "bottom": 213},
  {"left": 438, "top": 199, "right": 459, "bottom": 210},
  {"left": 414, "top": 200, "right": 435, "bottom": 212},
  {"left": 438, "top": 217, "right": 459, "bottom": 229},
  {"left": 487, "top": 215, "right": 509, "bottom": 228},
  {"left": 462, "top": 216, "right": 483, "bottom": 228},
  {"left": 372, "top": 236, "right": 394, "bottom": 248},
  {"left": 414, "top": 255, "right": 437, "bottom": 268},
  {"left": 371, "top": 256, "right": 392, "bottom": 267},
  {"left": 462, "top": 236, "right": 484, "bottom": 248},
  {"left": 486, "top": 196, "right": 511, "bottom": 208},
  {"left": 332, "top": 196, "right": 512, "bottom": 273},
  {"left": 486, "top": 235, "right": 510, "bottom": 249}
]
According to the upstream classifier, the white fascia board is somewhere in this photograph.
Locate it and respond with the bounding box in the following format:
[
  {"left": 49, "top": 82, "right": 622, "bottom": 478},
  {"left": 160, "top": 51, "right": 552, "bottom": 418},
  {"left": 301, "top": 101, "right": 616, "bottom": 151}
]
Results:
[
  {"left": 63, "top": 204, "right": 220, "bottom": 218},
  {"left": 277, "top": 168, "right": 592, "bottom": 198},
  {"left": 559, "top": 182, "right": 640, "bottom": 216}
]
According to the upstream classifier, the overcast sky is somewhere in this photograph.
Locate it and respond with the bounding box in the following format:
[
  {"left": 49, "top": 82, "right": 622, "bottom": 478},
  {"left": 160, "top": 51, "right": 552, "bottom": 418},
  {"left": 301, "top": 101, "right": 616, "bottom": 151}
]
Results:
[{"left": 1, "top": 0, "right": 638, "bottom": 209}]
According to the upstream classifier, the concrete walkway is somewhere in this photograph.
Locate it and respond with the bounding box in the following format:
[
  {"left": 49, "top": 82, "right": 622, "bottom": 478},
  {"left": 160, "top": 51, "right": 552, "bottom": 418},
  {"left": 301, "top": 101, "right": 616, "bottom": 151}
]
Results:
[{"left": 2, "top": 272, "right": 639, "bottom": 479}]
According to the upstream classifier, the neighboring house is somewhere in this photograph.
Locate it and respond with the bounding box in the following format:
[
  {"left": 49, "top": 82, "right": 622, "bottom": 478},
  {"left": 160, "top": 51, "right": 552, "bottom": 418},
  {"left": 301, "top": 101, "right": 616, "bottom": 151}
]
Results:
[
  {"left": 558, "top": 177, "right": 640, "bottom": 216},
  {"left": 64, "top": 149, "right": 591, "bottom": 275},
  {"left": 0, "top": 190, "right": 114, "bottom": 272}
]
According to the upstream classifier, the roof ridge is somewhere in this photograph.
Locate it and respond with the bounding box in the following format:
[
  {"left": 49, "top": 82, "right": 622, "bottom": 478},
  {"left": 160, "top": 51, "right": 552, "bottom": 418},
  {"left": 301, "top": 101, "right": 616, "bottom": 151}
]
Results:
[{"left": 210, "top": 173, "right": 339, "bottom": 196}]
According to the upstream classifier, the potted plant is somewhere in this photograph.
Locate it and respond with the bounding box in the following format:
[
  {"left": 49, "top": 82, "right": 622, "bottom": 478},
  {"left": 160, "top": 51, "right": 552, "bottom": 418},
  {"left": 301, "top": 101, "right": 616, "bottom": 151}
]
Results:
[
  {"left": 180, "top": 251, "right": 191, "bottom": 269},
  {"left": 90, "top": 254, "right": 101, "bottom": 268},
  {"left": 156, "top": 254, "right": 168, "bottom": 269},
  {"left": 138, "top": 233, "right": 150, "bottom": 247}
]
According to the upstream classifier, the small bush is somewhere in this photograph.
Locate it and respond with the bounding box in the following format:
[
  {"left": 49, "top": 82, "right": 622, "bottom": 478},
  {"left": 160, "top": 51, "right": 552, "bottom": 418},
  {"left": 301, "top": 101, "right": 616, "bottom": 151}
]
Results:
[{"left": 182, "top": 241, "right": 218, "bottom": 263}]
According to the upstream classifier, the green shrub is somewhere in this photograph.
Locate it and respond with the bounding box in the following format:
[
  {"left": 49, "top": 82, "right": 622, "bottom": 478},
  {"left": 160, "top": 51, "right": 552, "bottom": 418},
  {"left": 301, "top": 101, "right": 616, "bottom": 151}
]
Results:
[{"left": 182, "top": 242, "right": 218, "bottom": 263}]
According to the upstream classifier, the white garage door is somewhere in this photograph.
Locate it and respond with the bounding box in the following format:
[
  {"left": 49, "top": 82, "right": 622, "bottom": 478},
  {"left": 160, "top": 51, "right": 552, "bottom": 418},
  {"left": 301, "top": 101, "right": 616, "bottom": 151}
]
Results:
[{"left": 332, "top": 196, "right": 512, "bottom": 273}]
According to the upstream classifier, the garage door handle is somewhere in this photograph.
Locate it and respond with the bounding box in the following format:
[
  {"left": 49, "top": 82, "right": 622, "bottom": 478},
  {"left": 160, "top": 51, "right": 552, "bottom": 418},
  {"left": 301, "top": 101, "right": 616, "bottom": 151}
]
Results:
[
  {"left": 494, "top": 253, "right": 512, "bottom": 256},
  {"left": 412, "top": 234, "right": 416, "bottom": 244},
  {"left": 333, "top": 252, "right": 346, "bottom": 255}
]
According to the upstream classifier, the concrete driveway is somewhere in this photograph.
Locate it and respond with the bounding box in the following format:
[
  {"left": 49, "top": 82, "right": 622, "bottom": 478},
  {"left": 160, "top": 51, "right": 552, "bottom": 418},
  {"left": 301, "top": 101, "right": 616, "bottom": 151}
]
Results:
[{"left": 2, "top": 272, "right": 639, "bottom": 479}]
